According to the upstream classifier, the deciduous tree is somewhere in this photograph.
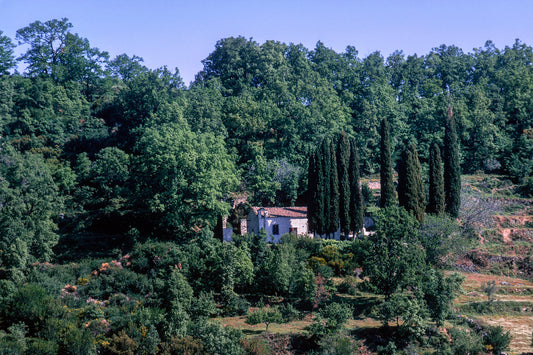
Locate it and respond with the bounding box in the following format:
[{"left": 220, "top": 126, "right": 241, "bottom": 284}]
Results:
[{"left": 362, "top": 207, "right": 426, "bottom": 300}]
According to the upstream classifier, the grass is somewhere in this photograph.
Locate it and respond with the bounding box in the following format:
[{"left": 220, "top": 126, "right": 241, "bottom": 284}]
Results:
[
  {"left": 453, "top": 271, "right": 533, "bottom": 353},
  {"left": 218, "top": 314, "right": 315, "bottom": 336},
  {"left": 479, "top": 315, "right": 533, "bottom": 354}
]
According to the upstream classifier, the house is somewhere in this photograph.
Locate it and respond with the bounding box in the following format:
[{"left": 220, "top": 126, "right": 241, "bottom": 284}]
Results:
[
  {"left": 246, "top": 206, "right": 310, "bottom": 243},
  {"left": 225, "top": 206, "right": 374, "bottom": 243}
]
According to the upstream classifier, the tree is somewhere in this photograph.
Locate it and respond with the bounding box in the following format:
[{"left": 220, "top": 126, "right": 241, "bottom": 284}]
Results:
[
  {"left": 0, "top": 148, "right": 62, "bottom": 276},
  {"left": 308, "top": 150, "right": 324, "bottom": 236},
  {"left": 422, "top": 270, "right": 464, "bottom": 326},
  {"left": 246, "top": 306, "right": 284, "bottom": 332},
  {"left": 443, "top": 106, "right": 461, "bottom": 217},
  {"left": 482, "top": 280, "right": 498, "bottom": 303},
  {"left": 349, "top": 139, "right": 364, "bottom": 235},
  {"left": 419, "top": 214, "right": 468, "bottom": 266},
  {"left": 0, "top": 31, "right": 15, "bottom": 75},
  {"left": 378, "top": 292, "right": 427, "bottom": 340},
  {"left": 107, "top": 53, "right": 148, "bottom": 82},
  {"left": 307, "top": 302, "right": 352, "bottom": 338},
  {"left": 308, "top": 137, "right": 339, "bottom": 237},
  {"left": 362, "top": 207, "right": 426, "bottom": 300},
  {"left": 336, "top": 132, "right": 351, "bottom": 236},
  {"left": 133, "top": 122, "right": 238, "bottom": 239},
  {"left": 324, "top": 137, "right": 340, "bottom": 237},
  {"left": 380, "top": 118, "right": 396, "bottom": 207},
  {"left": 16, "top": 18, "right": 109, "bottom": 88},
  {"left": 397, "top": 143, "right": 425, "bottom": 222},
  {"left": 427, "top": 143, "right": 445, "bottom": 214}
]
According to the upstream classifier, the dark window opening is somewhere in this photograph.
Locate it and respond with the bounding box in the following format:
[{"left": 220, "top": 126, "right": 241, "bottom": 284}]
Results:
[
  {"left": 289, "top": 227, "right": 297, "bottom": 234},
  {"left": 272, "top": 224, "right": 279, "bottom": 235}
]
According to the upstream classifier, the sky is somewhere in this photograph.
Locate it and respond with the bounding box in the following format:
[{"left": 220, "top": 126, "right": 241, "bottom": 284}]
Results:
[{"left": 1, "top": 0, "right": 533, "bottom": 85}]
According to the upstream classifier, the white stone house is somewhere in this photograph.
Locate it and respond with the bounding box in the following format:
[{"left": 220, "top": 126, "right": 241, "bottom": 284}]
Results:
[
  {"left": 241, "top": 206, "right": 374, "bottom": 243},
  {"left": 246, "top": 207, "right": 310, "bottom": 243}
]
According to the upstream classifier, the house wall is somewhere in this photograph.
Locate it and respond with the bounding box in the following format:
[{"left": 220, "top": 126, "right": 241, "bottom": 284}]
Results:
[
  {"left": 243, "top": 209, "right": 371, "bottom": 243},
  {"left": 263, "top": 217, "right": 310, "bottom": 243},
  {"left": 246, "top": 210, "right": 260, "bottom": 235}
]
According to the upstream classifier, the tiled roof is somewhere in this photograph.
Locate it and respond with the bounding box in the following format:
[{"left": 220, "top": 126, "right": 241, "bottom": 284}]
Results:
[{"left": 251, "top": 206, "right": 307, "bottom": 218}]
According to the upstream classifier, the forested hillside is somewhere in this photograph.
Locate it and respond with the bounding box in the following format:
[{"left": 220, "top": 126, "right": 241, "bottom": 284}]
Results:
[{"left": 0, "top": 18, "right": 532, "bottom": 354}]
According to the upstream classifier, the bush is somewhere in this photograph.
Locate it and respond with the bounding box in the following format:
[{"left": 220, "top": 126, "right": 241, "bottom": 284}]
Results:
[
  {"left": 240, "top": 337, "right": 271, "bottom": 355},
  {"left": 0, "top": 323, "right": 29, "bottom": 354},
  {"left": 337, "top": 276, "right": 358, "bottom": 295},
  {"left": 28, "top": 338, "right": 59, "bottom": 355},
  {"left": 447, "top": 327, "right": 484, "bottom": 355},
  {"left": 160, "top": 336, "right": 204, "bottom": 355},
  {"left": 520, "top": 176, "right": 533, "bottom": 198},
  {"left": 307, "top": 302, "right": 352, "bottom": 338},
  {"left": 188, "top": 321, "right": 244, "bottom": 355},
  {"left": 220, "top": 286, "right": 250, "bottom": 316},
  {"left": 104, "top": 330, "right": 138, "bottom": 355},
  {"left": 279, "top": 303, "right": 301, "bottom": 322},
  {"left": 484, "top": 325, "right": 512, "bottom": 355}
]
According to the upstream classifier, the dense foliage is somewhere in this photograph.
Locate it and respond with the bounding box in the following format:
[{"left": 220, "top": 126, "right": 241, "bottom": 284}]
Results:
[{"left": 0, "top": 17, "right": 531, "bottom": 353}]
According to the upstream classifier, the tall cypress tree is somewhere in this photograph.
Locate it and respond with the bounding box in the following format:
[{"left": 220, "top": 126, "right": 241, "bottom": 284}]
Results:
[
  {"left": 327, "top": 137, "right": 340, "bottom": 237},
  {"left": 427, "top": 143, "right": 445, "bottom": 215},
  {"left": 349, "top": 139, "right": 364, "bottom": 235},
  {"left": 380, "top": 117, "right": 396, "bottom": 208},
  {"left": 444, "top": 106, "right": 461, "bottom": 217},
  {"left": 397, "top": 143, "right": 425, "bottom": 222},
  {"left": 315, "top": 146, "right": 327, "bottom": 236},
  {"left": 336, "top": 132, "right": 351, "bottom": 236},
  {"left": 321, "top": 138, "right": 332, "bottom": 237},
  {"left": 307, "top": 151, "right": 318, "bottom": 235}
]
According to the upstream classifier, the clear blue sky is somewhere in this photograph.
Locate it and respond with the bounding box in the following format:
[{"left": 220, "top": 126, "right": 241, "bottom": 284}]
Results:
[{"left": 1, "top": 0, "right": 532, "bottom": 85}]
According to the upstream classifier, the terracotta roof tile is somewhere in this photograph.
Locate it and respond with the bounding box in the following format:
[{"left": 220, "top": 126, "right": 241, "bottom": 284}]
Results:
[{"left": 251, "top": 206, "right": 307, "bottom": 218}]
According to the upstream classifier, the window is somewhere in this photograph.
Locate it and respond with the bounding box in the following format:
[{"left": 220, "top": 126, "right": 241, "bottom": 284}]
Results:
[
  {"left": 272, "top": 224, "right": 279, "bottom": 235},
  {"left": 289, "top": 227, "right": 298, "bottom": 234}
]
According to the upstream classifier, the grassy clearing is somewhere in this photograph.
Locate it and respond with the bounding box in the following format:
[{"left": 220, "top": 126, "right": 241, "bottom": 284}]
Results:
[
  {"left": 218, "top": 314, "right": 315, "bottom": 336},
  {"left": 453, "top": 271, "right": 533, "bottom": 353}
]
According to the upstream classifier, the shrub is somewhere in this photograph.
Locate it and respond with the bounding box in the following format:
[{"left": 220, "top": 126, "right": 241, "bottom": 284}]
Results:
[
  {"left": 188, "top": 321, "right": 244, "bottom": 355},
  {"left": 28, "top": 338, "right": 58, "bottom": 354},
  {"left": 160, "top": 336, "right": 204, "bottom": 355},
  {"left": 220, "top": 286, "right": 250, "bottom": 316},
  {"left": 484, "top": 325, "right": 512, "bottom": 355},
  {"left": 240, "top": 337, "right": 271, "bottom": 355},
  {"left": 0, "top": 323, "right": 29, "bottom": 354},
  {"left": 104, "top": 330, "right": 138, "bottom": 355},
  {"left": 520, "top": 176, "right": 533, "bottom": 198},
  {"left": 278, "top": 303, "right": 301, "bottom": 322},
  {"left": 447, "top": 327, "right": 484, "bottom": 355},
  {"left": 337, "top": 276, "right": 358, "bottom": 295}
]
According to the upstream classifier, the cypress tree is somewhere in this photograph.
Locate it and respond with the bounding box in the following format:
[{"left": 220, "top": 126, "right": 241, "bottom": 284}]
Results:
[
  {"left": 380, "top": 117, "right": 396, "bottom": 208},
  {"left": 315, "top": 146, "right": 327, "bottom": 236},
  {"left": 443, "top": 106, "right": 461, "bottom": 217},
  {"left": 336, "top": 132, "right": 351, "bottom": 236},
  {"left": 349, "top": 139, "right": 364, "bottom": 235},
  {"left": 397, "top": 143, "right": 425, "bottom": 222},
  {"left": 321, "top": 138, "right": 332, "bottom": 237},
  {"left": 307, "top": 151, "right": 318, "bottom": 235},
  {"left": 326, "top": 138, "right": 340, "bottom": 237},
  {"left": 427, "top": 143, "right": 445, "bottom": 214}
]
